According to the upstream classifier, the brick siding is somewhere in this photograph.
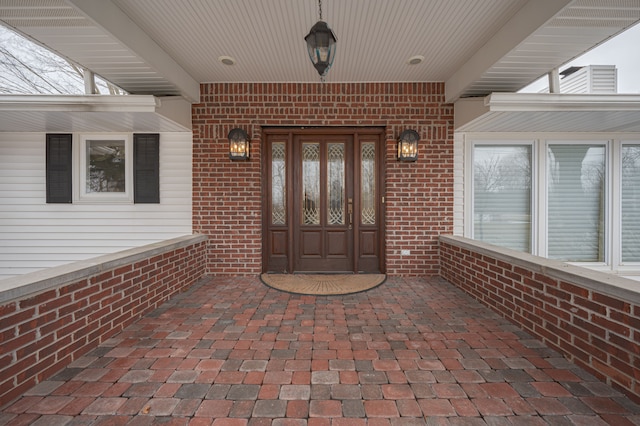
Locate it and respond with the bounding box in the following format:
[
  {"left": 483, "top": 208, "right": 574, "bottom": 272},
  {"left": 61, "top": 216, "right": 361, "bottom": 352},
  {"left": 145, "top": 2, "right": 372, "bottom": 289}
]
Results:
[
  {"left": 192, "top": 82, "right": 454, "bottom": 276},
  {"left": 0, "top": 237, "right": 207, "bottom": 408},
  {"left": 440, "top": 235, "right": 640, "bottom": 402}
]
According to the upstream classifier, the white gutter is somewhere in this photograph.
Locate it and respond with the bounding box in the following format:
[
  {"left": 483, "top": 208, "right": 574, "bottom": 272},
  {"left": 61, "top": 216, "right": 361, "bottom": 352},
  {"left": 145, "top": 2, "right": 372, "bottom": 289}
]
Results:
[
  {"left": 455, "top": 92, "right": 640, "bottom": 132},
  {"left": 0, "top": 94, "right": 159, "bottom": 112},
  {"left": 485, "top": 93, "right": 640, "bottom": 111},
  {"left": 0, "top": 94, "right": 192, "bottom": 132}
]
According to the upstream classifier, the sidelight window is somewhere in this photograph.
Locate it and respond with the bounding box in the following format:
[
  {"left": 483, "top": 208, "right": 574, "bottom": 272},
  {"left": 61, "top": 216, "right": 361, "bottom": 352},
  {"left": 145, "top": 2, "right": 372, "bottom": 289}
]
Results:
[
  {"left": 271, "top": 142, "right": 286, "bottom": 225},
  {"left": 361, "top": 142, "right": 376, "bottom": 225}
]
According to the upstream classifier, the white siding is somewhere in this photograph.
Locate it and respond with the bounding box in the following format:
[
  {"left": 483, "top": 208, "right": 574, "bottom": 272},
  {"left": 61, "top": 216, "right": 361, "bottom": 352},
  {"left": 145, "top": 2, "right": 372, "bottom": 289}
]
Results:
[
  {"left": 561, "top": 67, "right": 589, "bottom": 94},
  {"left": 538, "top": 65, "right": 618, "bottom": 95},
  {"left": 0, "top": 132, "right": 192, "bottom": 280},
  {"left": 590, "top": 65, "right": 617, "bottom": 94},
  {"left": 561, "top": 65, "right": 617, "bottom": 94}
]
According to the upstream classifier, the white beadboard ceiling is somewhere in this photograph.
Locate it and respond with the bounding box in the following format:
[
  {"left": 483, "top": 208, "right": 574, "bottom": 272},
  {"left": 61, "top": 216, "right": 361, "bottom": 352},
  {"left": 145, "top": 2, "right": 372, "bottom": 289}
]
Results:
[
  {"left": 1, "top": 0, "right": 639, "bottom": 103},
  {"left": 1, "top": 0, "right": 640, "bottom": 133}
]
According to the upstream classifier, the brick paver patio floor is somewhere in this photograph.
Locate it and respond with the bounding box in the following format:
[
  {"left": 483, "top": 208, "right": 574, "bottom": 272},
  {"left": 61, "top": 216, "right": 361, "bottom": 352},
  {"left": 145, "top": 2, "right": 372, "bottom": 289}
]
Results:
[{"left": 2, "top": 276, "right": 640, "bottom": 425}]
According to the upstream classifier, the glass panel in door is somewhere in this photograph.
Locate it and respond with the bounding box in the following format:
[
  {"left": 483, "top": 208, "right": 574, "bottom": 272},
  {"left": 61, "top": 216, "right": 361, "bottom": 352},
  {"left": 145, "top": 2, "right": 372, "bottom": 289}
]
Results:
[
  {"left": 361, "top": 142, "right": 376, "bottom": 225},
  {"left": 302, "top": 143, "right": 320, "bottom": 225},
  {"left": 328, "top": 143, "right": 345, "bottom": 225},
  {"left": 295, "top": 138, "right": 353, "bottom": 272}
]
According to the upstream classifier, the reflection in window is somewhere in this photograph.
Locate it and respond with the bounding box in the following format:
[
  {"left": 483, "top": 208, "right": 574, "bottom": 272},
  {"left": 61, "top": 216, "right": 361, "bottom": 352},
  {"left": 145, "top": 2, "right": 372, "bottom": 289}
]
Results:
[
  {"left": 271, "top": 142, "right": 286, "bottom": 225},
  {"left": 361, "top": 143, "right": 376, "bottom": 225},
  {"left": 473, "top": 145, "right": 531, "bottom": 252},
  {"left": 548, "top": 144, "right": 605, "bottom": 262},
  {"left": 302, "top": 143, "right": 320, "bottom": 225},
  {"left": 327, "top": 143, "right": 345, "bottom": 225},
  {"left": 87, "top": 140, "right": 125, "bottom": 193},
  {"left": 622, "top": 145, "right": 640, "bottom": 262}
]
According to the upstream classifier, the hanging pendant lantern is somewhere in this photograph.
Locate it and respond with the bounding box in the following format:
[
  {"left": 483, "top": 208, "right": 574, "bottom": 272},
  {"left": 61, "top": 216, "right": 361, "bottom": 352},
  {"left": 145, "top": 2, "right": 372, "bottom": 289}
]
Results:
[{"left": 305, "top": 0, "right": 337, "bottom": 78}]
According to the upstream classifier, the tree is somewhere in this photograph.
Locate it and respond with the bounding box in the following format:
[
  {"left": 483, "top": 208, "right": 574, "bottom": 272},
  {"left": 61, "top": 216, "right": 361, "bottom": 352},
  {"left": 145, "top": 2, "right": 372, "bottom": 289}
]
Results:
[{"left": 0, "top": 25, "right": 124, "bottom": 95}]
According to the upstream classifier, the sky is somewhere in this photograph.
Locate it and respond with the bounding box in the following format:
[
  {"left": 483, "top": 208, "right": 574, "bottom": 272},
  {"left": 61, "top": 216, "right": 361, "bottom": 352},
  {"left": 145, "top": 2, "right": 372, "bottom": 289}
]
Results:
[{"left": 522, "top": 23, "right": 640, "bottom": 94}]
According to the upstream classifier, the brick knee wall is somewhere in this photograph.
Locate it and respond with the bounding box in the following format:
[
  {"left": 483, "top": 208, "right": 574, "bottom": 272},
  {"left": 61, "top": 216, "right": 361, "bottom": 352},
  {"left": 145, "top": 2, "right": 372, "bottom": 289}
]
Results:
[
  {"left": 440, "top": 235, "right": 640, "bottom": 403},
  {"left": 0, "top": 237, "right": 207, "bottom": 408}
]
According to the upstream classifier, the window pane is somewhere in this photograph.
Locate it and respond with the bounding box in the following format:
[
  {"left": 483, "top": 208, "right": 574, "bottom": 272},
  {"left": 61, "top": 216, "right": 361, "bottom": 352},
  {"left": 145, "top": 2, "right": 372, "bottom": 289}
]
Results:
[
  {"left": 271, "top": 142, "right": 286, "bottom": 225},
  {"left": 302, "top": 143, "right": 320, "bottom": 225},
  {"left": 473, "top": 145, "right": 532, "bottom": 252},
  {"left": 87, "top": 140, "right": 125, "bottom": 193},
  {"left": 327, "top": 143, "right": 345, "bottom": 225},
  {"left": 622, "top": 145, "right": 640, "bottom": 262},
  {"left": 548, "top": 144, "right": 605, "bottom": 261},
  {"left": 361, "top": 142, "right": 376, "bottom": 225}
]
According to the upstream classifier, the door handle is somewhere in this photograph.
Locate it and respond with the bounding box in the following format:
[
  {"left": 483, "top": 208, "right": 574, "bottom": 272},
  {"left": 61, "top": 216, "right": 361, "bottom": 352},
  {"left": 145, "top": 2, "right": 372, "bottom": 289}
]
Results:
[{"left": 347, "top": 198, "right": 353, "bottom": 229}]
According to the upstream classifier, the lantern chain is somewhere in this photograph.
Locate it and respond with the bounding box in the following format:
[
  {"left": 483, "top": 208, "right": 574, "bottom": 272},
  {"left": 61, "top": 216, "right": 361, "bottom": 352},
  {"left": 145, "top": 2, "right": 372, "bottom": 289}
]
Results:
[{"left": 318, "top": 0, "right": 323, "bottom": 21}]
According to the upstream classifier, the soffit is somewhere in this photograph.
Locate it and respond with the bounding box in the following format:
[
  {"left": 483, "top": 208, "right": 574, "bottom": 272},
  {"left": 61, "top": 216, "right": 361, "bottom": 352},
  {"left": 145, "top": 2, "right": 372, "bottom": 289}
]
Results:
[
  {"left": 0, "top": 1, "right": 639, "bottom": 103},
  {"left": 455, "top": 93, "right": 640, "bottom": 133},
  {"left": 458, "top": 1, "right": 640, "bottom": 99},
  {"left": 0, "top": 95, "right": 191, "bottom": 133}
]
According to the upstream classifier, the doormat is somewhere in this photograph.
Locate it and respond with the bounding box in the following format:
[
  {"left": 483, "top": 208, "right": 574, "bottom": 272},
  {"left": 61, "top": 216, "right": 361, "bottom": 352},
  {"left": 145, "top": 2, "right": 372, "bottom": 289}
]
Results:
[{"left": 260, "top": 273, "right": 386, "bottom": 296}]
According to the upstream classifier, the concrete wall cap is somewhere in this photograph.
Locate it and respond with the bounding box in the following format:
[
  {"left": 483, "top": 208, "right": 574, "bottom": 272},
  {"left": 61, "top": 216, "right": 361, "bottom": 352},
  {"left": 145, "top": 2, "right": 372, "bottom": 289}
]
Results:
[
  {"left": 0, "top": 234, "right": 207, "bottom": 304},
  {"left": 440, "top": 234, "right": 640, "bottom": 305}
]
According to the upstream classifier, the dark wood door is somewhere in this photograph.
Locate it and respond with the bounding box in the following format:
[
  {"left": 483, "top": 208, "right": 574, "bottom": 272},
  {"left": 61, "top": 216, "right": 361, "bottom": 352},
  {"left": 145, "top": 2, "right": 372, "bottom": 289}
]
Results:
[
  {"left": 263, "top": 128, "right": 384, "bottom": 274},
  {"left": 293, "top": 134, "right": 354, "bottom": 272}
]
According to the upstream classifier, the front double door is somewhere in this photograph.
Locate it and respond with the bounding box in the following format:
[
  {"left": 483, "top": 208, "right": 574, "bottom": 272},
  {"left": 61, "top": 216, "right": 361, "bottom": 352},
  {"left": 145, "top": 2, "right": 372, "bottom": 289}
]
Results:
[{"left": 263, "top": 128, "right": 384, "bottom": 274}]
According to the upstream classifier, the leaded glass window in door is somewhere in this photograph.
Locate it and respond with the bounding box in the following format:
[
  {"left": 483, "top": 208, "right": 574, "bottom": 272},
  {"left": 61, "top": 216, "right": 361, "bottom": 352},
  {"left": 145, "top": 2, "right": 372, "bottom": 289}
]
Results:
[
  {"left": 271, "top": 142, "right": 286, "bottom": 225},
  {"left": 302, "top": 143, "right": 320, "bottom": 225},
  {"left": 361, "top": 142, "right": 376, "bottom": 225},
  {"left": 327, "top": 143, "right": 345, "bottom": 225}
]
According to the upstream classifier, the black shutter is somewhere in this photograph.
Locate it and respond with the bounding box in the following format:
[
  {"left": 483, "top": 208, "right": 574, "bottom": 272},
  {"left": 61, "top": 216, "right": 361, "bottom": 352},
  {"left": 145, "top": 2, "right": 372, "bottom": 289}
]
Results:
[
  {"left": 133, "top": 134, "right": 160, "bottom": 203},
  {"left": 46, "top": 134, "right": 72, "bottom": 204}
]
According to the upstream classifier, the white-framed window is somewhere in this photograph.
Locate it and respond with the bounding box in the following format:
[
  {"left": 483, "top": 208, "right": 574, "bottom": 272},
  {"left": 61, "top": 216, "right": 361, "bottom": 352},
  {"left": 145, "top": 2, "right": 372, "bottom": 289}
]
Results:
[
  {"left": 621, "top": 142, "right": 640, "bottom": 265},
  {"left": 466, "top": 134, "right": 640, "bottom": 273},
  {"left": 76, "top": 134, "right": 133, "bottom": 203},
  {"left": 547, "top": 141, "right": 607, "bottom": 263},
  {"left": 472, "top": 142, "right": 533, "bottom": 252}
]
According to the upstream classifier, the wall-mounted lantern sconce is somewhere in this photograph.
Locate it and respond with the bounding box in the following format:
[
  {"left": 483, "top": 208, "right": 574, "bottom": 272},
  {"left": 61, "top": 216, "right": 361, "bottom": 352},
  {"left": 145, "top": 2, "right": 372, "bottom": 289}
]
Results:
[
  {"left": 228, "top": 128, "right": 249, "bottom": 161},
  {"left": 397, "top": 129, "right": 419, "bottom": 162}
]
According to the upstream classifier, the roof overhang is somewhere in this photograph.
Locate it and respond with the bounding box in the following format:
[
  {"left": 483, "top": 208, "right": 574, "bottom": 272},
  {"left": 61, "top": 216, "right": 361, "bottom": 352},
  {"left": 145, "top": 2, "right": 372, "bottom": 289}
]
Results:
[
  {"left": 0, "top": 95, "right": 192, "bottom": 133},
  {"left": 2, "top": 1, "right": 638, "bottom": 101},
  {"left": 455, "top": 93, "right": 640, "bottom": 133}
]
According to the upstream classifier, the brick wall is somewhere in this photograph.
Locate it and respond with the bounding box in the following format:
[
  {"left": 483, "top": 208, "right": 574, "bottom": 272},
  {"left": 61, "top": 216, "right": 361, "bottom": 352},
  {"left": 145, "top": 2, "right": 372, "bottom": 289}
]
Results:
[
  {"left": 440, "top": 235, "right": 640, "bottom": 402},
  {"left": 192, "top": 82, "right": 454, "bottom": 276},
  {"left": 0, "top": 236, "right": 207, "bottom": 408}
]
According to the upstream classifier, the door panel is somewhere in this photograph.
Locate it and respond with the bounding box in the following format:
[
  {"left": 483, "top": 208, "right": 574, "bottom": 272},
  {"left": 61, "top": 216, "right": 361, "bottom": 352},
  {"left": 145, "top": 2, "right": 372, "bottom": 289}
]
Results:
[
  {"left": 263, "top": 128, "right": 384, "bottom": 274},
  {"left": 301, "top": 231, "right": 322, "bottom": 256},
  {"left": 327, "top": 231, "right": 348, "bottom": 256},
  {"left": 294, "top": 135, "right": 353, "bottom": 272},
  {"left": 360, "top": 231, "right": 378, "bottom": 256}
]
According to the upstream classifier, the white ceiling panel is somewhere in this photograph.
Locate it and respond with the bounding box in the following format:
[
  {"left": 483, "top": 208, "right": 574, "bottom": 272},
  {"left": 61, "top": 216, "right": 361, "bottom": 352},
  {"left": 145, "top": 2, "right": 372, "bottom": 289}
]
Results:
[
  {"left": 0, "top": 0, "right": 639, "bottom": 102},
  {"left": 463, "top": 0, "right": 640, "bottom": 98}
]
